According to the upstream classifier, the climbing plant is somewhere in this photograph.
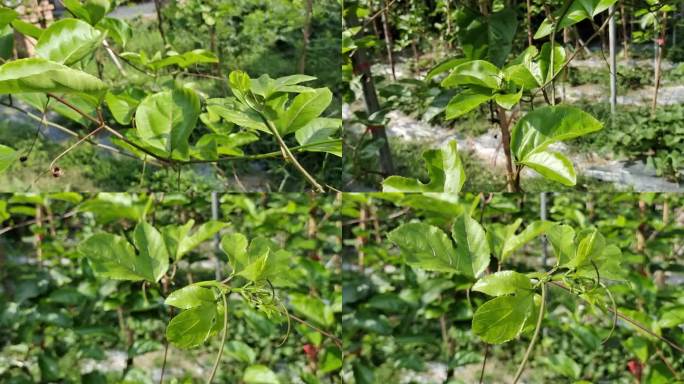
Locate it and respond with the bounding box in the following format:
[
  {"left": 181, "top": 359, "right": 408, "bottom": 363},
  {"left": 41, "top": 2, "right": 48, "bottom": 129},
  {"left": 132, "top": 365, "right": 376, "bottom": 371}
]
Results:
[{"left": 0, "top": 2, "right": 341, "bottom": 191}]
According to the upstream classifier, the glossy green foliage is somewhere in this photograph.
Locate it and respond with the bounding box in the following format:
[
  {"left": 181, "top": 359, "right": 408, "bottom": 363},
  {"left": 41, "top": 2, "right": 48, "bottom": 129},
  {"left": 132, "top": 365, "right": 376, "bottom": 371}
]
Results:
[
  {"left": 0, "top": 58, "right": 107, "bottom": 102},
  {"left": 134, "top": 87, "right": 201, "bottom": 160},
  {"left": 63, "top": 0, "right": 111, "bottom": 25},
  {"left": 382, "top": 140, "right": 465, "bottom": 193},
  {"left": 511, "top": 105, "right": 603, "bottom": 186},
  {"left": 535, "top": 0, "right": 618, "bottom": 39},
  {"left": 472, "top": 292, "right": 535, "bottom": 344},
  {"left": 35, "top": 19, "right": 104, "bottom": 65}
]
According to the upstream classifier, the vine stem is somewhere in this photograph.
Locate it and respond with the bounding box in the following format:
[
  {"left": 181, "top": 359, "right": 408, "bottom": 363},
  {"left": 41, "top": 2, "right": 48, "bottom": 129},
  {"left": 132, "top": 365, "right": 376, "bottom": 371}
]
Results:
[
  {"left": 513, "top": 282, "right": 546, "bottom": 384},
  {"left": 255, "top": 111, "right": 325, "bottom": 192},
  {"left": 549, "top": 281, "right": 684, "bottom": 353},
  {"left": 207, "top": 290, "right": 229, "bottom": 384}
]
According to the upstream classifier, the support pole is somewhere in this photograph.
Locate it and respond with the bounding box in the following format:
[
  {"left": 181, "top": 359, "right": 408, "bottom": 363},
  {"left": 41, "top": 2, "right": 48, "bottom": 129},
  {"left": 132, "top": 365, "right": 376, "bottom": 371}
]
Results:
[
  {"left": 609, "top": 6, "right": 617, "bottom": 114},
  {"left": 211, "top": 192, "right": 221, "bottom": 281}
]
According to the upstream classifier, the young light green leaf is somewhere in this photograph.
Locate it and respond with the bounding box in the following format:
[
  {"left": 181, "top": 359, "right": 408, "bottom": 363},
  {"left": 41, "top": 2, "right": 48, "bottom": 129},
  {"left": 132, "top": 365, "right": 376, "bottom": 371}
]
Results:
[
  {"left": 132, "top": 221, "right": 170, "bottom": 282},
  {"left": 472, "top": 293, "right": 535, "bottom": 344},
  {"left": 294, "top": 117, "right": 342, "bottom": 157},
  {"left": 564, "top": 229, "right": 605, "bottom": 270},
  {"left": 35, "top": 19, "right": 104, "bottom": 65},
  {"left": 149, "top": 49, "right": 218, "bottom": 70},
  {"left": 426, "top": 57, "right": 468, "bottom": 81},
  {"left": 519, "top": 150, "right": 577, "bottom": 186},
  {"left": 0, "top": 8, "right": 18, "bottom": 29},
  {"left": 276, "top": 88, "right": 332, "bottom": 136},
  {"left": 451, "top": 212, "right": 490, "bottom": 278},
  {"left": 494, "top": 88, "right": 523, "bottom": 110},
  {"left": 546, "top": 223, "right": 576, "bottom": 266},
  {"left": 486, "top": 218, "right": 523, "bottom": 259},
  {"left": 445, "top": 88, "right": 493, "bottom": 120},
  {"left": 0, "top": 58, "right": 107, "bottom": 100},
  {"left": 221, "top": 233, "right": 249, "bottom": 272},
  {"left": 165, "top": 285, "right": 216, "bottom": 309},
  {"left": 175, "top": 221, "right": 225, "bottom": 259},
  {"left": 135, "top": 87, "right": 200, "bottom": 160},
  {"left": 0, "top": 144, "right": 17, "bottom": 173},
  {"left": 501, "top": 220, "right": 553, "bottom": 262},
  {"left": 472, "top": 271, "right": 533, "bottom": 296},
  {"left": 250, "top": 73, "right": 317, "bottom": 99},
  {"left": 97, "top": 17, "right": 132, "bottom": 47},
  {"left": 388, "top": 222, "right": 465, "bottom": 274},
  {"left": 166, "top": 303, "right": 217, "bottom": 349},
  {"left": 441, "top": 60, "right": 501, "bottom": 90},
  {"left": 243, "top": 365, "right": 280, "bottom": 384},
  {"left": 63, "top": 0, "right": 111, "bottom": 25},
  {"left": 534, "top": 0, "right": 618, "bottom": 39},
  {"left": 382, "top": 140, "right": 465, "bottom": 193},
  {"left": 11, "top": 19, "right": 43, "bottom": 39}
]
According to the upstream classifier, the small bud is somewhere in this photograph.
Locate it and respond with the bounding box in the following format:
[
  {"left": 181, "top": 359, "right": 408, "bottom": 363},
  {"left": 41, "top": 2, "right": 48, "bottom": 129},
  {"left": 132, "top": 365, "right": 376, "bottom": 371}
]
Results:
[
  {"left": 19, "top": 156, "right": 27, "bottom": 162},
  {"left": 52, "top": 166, "right": 62, "bottom": 178}
]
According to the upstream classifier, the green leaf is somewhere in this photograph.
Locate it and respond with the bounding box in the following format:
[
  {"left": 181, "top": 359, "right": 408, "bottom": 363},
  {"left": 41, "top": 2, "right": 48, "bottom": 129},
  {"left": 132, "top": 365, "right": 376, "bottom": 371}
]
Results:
[
  {"left": 451, "top": 212, "right": 490, "bottom": 277},
  {"left": 444, "top": 88, "right": 493, "bottom": 120},
  {"left": 472, "top": 271, "right": 533, "bottom": 296},
  {"left": 501, "top": 220, "right": 553, "bottom": 262},
  {"left": 441, "top": 60, "right": 501, "bottom": 90},
  {"left": 0, "top": 58, "right": 107, "bottom": 101},
  {"left": 319, "top": 347, "right": 343, "bottom": 373},
  {"left": 564, "top": 229, "right": 605, "bottom": 270},
  {"left": 165, "top": 285, "right": 216, "bottom": 309},
  {"left": 243, "top": 365, "right": 280, "bottom": 384},
  {"left": 35, "top": 19, "right": 104, "bottom": 65},
  {"left": 289, "top": 293, "right": 335, "bottom": 328},
  {"left": 63, "top": 0, "right": 111, "bottom": 25},
  {"left": 426, "top": 57, "right": 468, "bottom": 81},
  {"left": 97, "top": 17, "right": 132, "bottom": 47},
  {"left": 19, "top": 93, "right": 97, "bottom": 126},
  {"left": 221, "top": 233, "right": 249, "bottom": 272},
  {"left": 382, "top": 140, "right": 465, "bottom": 193},
  {"left": 275, "top": 88, "right": 332, "bottom": 136},
  {"left": 510, "top": 106, "right": 603, "bottom": 183},
  {"left": 546, "top": 224, "right": 575, "bottom": 266},
  {"left": 0, "top": 8, "right": 18, "bottom": 29},
  {"left": 166, "top": 303, "right": 217, "bottom": 349},
  {"left": 486, "top": 218, "right": 522, "bottom": 259},
  {"left": 225, "top": 341, "right": 256, "bottom": 364},
  {"left": 132, "top": 221, "right": 170, "bottom": 282},
  {"left": 0, "top": 24, "right": 13, "bottom": 60},
  {"left": 105, "top": 89, "right": 144, "bottom": 125},
  {"left": 11, "top": 19, "right": 43, "bottom": 39},
  {"left": 472, "top": 293, "right": 535, "bottom": 344},
  {"left": 535, "top": 0, "right": 617, "bottom": 39},
  {"left": 0, "top": 144, "right": 17, "bottom": 173},
  {"left": 521, "top": 150, "right": 576, "bottom": 186},
  {"left": 150, "top": 49, "right": 218, "bottom": 70},
  {"left": 538, "top": 42, "right": 567, "bottom": 84},
  {"left": 78, "top": 234, "right": 145, "bottom": 281},
  {"left": 176, "top": 221, "right": 225, "bottom": 260},
  {"left": 294, "top": 117, "right": 341, "bottom": 157},
  {"left": 487, "top": 9, "right": 518, "bottom": 68},
  {"left": 388, "top": 223, "right": 465, "bottom": 274},
  {"left": 250, "top": 73, "right": 317, "bottom": 99},
  {"left": 135, "top": 87, "right": 200, "bottom": 160},
  {"left": 494, "top": 88, "right": 523, "bottom": 110}
]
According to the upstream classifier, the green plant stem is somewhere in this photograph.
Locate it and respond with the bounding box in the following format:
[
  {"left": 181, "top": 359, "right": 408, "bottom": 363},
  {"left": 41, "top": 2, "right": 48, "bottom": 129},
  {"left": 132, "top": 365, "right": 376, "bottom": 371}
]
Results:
[
  {"left": 207, "top": 290, "right": 228, "bottom": 384},
  {"left": 255, "top": 112, "right": 325, "bottom": 192},
  {"left": 40, "top": 93, "right": 337, "bottom": 168},
  {"left": 513, "top": 282, "right": 546, "bottom": 384},
  {"left": 549, "top": 281, "right": 684, "bottom": 353}
]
